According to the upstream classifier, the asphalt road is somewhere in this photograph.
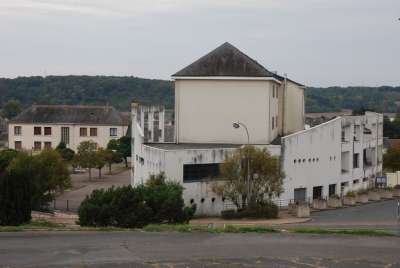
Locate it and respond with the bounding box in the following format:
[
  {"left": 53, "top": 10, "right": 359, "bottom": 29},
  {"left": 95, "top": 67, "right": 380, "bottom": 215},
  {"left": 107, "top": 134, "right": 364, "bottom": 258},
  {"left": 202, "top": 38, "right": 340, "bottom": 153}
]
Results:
[
  {"left": 295, "top": 198, "right": 400, "bottom": 232},
  {"left": 1, "top": 231, "right": 399, "bottom": 267}
]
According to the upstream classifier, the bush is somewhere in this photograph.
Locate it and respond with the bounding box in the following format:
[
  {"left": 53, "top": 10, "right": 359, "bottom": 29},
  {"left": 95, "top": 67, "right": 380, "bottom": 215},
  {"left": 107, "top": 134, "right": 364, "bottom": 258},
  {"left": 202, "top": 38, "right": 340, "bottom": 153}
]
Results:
[
  {"left": 221, "top": 210, "right": 243, "bottom": 219},
  {"left": 394, "top": 184, "right": 400, "bottom": 189},
  {"left": 243, "top": 202, "right": 278, "bottom": 219},
  {"left": 346, "top": 190, "right": 356, "bottom": 197},
  {"left": 330, "top": 194, "right": 341, "bottom": 199},
  {"left": 357, "top": 188, "right": 368, "bottom": 194},
  {"left": 0, "top": 170, "right": 33, "bottom": 226},
  {"left": 77, "top": 173, "right": 197, "bottom": 228}
]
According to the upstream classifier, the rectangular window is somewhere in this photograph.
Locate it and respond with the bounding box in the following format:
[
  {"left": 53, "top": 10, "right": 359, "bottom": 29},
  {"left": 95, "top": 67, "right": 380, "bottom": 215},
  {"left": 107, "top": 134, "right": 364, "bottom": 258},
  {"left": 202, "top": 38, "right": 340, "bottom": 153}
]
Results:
[
  {"left": 329, "top": 184, "right": 336, "bottom": 196},
  {"left": 110, "top": 128, "right": 117, "bottom": 136},
  {"left": 80, "top": 128, "right": 87, "bottom": 136},
  {"left": 276, "top": 116, "right": 278, "bottom": 128},
  {"left": 44, "top": 142, "right": 51, "bottom": 149},
  {"left": 272, "top": 117, "right": 275, "bottom": 130},
  {"left": 91, "top": 143, "right": 98, "bottom": 150},
  {"left": 272, "top": 86, "right": 275, "bottom": 98},
  {"left": 183, "top": 164, "right": 219, "bottom": 182},
  {"left": 14, "top": 126, "right": 22, "bottom": 135},
  {"left": 353, "top": 153, "right": 359, "bottom": 168},
  {"left": 61, "top": 127, "right": 70, "bottom": 144},
  {"left": 34, "top": 142, "right": 41, "bottom": 150},
  {"left": 276, "top": 87, "right": 278, "bottom": 98},
  {"left": 44, "top": 127, "right": 52, "bottom": 135},
  {"left": 90, "top": 128, "right": 97, "bottom": 136},
  {"left": 34, "top": 127, "right": 41, "bottom": 135},
  {"left": 15, "top": 141, "right": 21, "bottom": 149}
]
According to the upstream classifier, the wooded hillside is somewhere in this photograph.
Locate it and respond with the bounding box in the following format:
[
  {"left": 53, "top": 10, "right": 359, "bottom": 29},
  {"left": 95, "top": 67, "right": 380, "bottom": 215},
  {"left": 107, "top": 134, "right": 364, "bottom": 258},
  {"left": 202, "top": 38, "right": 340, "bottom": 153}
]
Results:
[
  {"left": 0, "top": 76, "right": 174, "bottom": 112},
  {"left": 1, "top": 76, "right": 399, "bottom": 113}
]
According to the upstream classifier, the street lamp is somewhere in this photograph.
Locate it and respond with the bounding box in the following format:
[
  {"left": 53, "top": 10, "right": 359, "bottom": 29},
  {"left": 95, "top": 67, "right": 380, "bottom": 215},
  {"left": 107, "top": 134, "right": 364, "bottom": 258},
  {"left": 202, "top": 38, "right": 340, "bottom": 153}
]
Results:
[{"left": 233, "top": 122, "right": 250, "bottom": 207}]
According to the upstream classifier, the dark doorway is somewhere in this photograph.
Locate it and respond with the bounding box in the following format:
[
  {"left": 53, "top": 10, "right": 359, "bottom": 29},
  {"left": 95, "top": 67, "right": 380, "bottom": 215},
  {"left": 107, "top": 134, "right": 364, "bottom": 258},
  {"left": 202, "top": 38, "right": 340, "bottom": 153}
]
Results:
[
  {"left": 294, "top": 188, "right": 306, "bottom": 201},
  {"left": 313, "top": 186, "right": 323, "bottom": 199}
]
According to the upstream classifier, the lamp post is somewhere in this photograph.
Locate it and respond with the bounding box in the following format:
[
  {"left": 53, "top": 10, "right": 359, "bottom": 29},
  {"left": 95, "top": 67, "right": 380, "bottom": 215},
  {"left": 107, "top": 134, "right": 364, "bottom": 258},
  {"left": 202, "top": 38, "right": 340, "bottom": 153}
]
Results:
[{"left": 233, "top": 122, "right": 250, "bottom": 207}]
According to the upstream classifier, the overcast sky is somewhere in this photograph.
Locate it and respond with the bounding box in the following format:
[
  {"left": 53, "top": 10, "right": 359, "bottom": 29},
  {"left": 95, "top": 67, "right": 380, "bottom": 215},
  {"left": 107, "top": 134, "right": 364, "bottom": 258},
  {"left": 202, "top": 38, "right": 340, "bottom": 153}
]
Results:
[{"left": 1, "top": 0, "right": 399, "bottom": 87}]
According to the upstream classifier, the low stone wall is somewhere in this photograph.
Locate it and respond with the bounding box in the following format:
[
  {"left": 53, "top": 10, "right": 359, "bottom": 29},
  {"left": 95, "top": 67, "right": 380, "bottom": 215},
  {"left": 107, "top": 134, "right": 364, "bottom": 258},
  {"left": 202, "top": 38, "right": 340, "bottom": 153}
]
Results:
[
  {"left": 295, "top": 203, "right": 310, "bottom": 218},
  {"left": 368, "top": 191, "right": 380, "bottom": 201},
  {"left": 356, "top": 194, "right": 368, "bottom": 203},
  {"left": 54, "top": 211, "right": 78, "bottom": 219},
  {"left": 393, "top": 188, "right": 400, "bottom": 197},
  {"left": 379, "top": 190, "right": 393, "bottom": 199},
  {"left": 32, "top": 211, "right": 78, "bottom": 220},
  {"left": 342, "top": 195, "right": 356, "bottom": 206},
  {"left": 328, "top": 197, "right": 342, "bottom": 208},
  {"left": 313, "top": 199, "right": 327, "bottom": 210},
  {"left": 288, "top": 203, "right": 294, "bottom": 214}
]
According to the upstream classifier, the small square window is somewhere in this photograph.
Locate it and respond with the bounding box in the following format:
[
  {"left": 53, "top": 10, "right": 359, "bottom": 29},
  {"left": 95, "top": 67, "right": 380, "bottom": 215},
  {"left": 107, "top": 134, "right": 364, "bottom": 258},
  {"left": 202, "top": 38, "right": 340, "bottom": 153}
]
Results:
[
  {"left": 44, "top": 142, "right": 52, "bottom": 149},
  {"left": 14, "top": 126, "right": 21, "bottom": 135},
  {"left": 80, "top": 128, "right": 87, "bottom": 136},
  {"left": 34, "top": 142, "right": 41, "bottom": 150},
  {"left": 110, "top": 128, "right": 117, "bottom": 136},
  {"left": 90, "top": 128, "right": 97, "bottom": 136},
  {"left": 34, "top": 127, "right": 41, "bottom": 135},
  {"left": 44, "top": 127, "right": 52, "bottom": 135}
]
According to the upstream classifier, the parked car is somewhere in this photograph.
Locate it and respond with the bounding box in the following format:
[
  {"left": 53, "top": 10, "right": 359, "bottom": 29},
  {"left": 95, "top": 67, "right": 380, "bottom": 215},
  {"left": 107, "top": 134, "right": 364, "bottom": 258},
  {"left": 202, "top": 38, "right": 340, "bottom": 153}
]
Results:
[{"left": 74, "top": 167, "right": 88, "bottom": 174}]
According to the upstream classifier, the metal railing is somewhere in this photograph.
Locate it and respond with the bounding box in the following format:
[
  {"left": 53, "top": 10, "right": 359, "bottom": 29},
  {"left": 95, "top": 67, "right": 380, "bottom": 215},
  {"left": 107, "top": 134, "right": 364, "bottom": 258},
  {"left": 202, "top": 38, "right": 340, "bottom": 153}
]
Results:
[{"left": 33, "top": 199, "right": 81, "bottom": 213}]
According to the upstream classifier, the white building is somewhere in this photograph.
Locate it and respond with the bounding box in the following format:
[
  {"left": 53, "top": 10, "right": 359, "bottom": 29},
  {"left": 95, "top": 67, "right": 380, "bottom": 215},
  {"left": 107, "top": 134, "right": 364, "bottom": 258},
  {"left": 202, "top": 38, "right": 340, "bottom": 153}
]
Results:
[
  {"left": 131, "top": 42, "right": 383, "bottom": 216},
  {"left": 8, "top": 104, "right": 130, "bottom": 151}
]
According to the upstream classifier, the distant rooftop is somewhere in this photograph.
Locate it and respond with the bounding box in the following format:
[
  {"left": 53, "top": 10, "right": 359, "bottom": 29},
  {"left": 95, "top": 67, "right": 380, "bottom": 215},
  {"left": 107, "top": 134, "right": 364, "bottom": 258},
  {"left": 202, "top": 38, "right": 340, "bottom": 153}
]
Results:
[
  {"left": 10, "top": 104, "right": 130, "bottom": 125},
  {"left": 144, "top": 143, "right": 241, "bottom": 151}
]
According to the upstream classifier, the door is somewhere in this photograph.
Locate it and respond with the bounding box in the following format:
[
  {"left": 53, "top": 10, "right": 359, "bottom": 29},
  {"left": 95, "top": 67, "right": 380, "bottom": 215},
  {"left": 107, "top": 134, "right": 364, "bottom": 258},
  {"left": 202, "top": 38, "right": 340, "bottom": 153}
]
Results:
[
  {"left": 294, "top": 188, "right": 306, "bottom": 202},
  {"left": 313, "top": 186, "right": 322, "bottom": 199}
]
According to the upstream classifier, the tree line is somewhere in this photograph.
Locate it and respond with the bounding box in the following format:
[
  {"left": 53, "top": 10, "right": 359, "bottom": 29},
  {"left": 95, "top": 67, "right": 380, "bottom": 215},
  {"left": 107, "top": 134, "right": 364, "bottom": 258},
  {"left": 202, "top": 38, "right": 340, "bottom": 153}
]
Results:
[{"left": 0, "top": 76, "right": 175, "bottom": 114}]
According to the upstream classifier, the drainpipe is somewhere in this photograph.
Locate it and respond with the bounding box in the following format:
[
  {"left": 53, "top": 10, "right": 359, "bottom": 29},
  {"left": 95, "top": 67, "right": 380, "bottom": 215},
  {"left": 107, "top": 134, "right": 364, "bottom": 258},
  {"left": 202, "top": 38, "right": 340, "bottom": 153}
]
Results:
[{"left": 283, "top": 74, "right": 287, "bottom": 136}]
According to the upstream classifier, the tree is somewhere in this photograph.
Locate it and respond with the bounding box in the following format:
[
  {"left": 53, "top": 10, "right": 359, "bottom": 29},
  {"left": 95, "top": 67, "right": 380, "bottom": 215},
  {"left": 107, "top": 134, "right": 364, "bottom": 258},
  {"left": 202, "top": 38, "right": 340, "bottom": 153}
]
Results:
[
  {"left": 117, "top": 136, "right": 131, "bottom": 167},
  {"left": 55, "top": 141, "right": 75, "bottom": 163},
  {"left": 208, "top": 145, "right": 285, "bottom": 210},
  {"left": 102, "top": 148, "right": 119, "bottom": 173},
  {"left": 36, "top": 149, "right": 72, "bottom": 195},
  {"left": 1, "top": 99, "right": 21, "bottom": 119},
  {"left": 95, "top": 147, "right": 108, "bottom": 178},
  {"left": 73, "top": 140, "right": 99, "bottom": 181},
  {"left": 383, "top": 145, "right": 400, "bottom": 172}
]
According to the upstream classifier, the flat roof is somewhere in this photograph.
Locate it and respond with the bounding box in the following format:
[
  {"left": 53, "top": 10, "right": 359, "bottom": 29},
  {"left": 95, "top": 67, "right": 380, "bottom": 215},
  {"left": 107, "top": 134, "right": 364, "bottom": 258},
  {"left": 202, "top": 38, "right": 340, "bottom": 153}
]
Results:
[{"left": 143, "top": 143, "right": 241, "bottom": 151}]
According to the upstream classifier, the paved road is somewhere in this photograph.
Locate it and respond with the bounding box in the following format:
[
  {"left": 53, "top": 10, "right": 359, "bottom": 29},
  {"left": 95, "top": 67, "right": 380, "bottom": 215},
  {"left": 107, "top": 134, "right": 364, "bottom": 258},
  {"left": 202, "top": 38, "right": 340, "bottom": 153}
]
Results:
[
  {"left": 294, "top": 199, "right": 400, "bottom": 232},
  {"left": 1, "top": 231, "right": 399, "bottom": 267}
]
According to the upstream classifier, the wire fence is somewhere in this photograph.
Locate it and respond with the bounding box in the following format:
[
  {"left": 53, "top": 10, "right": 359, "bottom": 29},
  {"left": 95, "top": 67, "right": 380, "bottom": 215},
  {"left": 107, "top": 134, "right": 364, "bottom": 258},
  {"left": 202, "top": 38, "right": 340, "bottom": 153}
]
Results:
[{"left": 33, "top": 199, "right": 81, "bottom": 213}]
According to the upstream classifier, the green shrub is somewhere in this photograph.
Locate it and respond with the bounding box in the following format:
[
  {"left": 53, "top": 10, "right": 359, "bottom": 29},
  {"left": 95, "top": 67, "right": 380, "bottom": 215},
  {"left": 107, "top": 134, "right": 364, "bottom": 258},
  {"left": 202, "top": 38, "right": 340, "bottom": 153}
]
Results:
[
  {"left": 243, "top": 202, "right": 278, "bottom": 219},
  {"left": 394, "top": 184, "right": 400, "bottom": 189},
  {"left": 330, "top": 194, "right": 341, "bottom": 199},
  {"left": 356, "top": 188, "right": 368, "bottom": 194},
  {"left": 77, "top": 172, "right": 197, "bottom": 228},
  {"left": 0, "top": 170, "right": 33, "bottom": 226},
  {"left": 346, "top": 190, "right": 356, "bottom": 197},
  {"left": 221, "top": 210, "right": 243, "bottom": 219}
]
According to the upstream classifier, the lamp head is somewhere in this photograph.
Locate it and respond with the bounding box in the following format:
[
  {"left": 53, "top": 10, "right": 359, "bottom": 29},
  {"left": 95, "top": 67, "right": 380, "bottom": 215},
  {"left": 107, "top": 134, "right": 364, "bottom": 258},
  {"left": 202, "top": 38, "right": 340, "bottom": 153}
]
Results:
[{"left": 233, "top": 122, "right": 240, "bottom": 129}]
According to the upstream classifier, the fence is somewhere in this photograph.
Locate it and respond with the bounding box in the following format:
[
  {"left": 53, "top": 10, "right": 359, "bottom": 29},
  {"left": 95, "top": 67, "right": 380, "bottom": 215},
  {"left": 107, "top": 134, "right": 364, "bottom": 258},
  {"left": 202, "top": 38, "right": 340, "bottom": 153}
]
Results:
[{"left": 33, "top": 199, "right": 81, "bottom": 213}]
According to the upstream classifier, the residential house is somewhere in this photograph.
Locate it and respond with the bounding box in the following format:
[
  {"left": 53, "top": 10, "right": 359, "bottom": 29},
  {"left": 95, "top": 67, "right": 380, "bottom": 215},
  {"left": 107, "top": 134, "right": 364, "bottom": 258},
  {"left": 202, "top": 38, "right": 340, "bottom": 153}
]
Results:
[{"left": 9, "top": 104, "right": 130, "bottom": 151}]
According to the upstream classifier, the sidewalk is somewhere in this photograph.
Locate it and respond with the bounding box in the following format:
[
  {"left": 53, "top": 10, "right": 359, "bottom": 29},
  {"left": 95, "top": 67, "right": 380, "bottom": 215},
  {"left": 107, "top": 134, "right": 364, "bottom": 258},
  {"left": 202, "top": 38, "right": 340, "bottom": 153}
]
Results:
[{"left": 32, "top": 209, "right": 310, "bottom": 227}]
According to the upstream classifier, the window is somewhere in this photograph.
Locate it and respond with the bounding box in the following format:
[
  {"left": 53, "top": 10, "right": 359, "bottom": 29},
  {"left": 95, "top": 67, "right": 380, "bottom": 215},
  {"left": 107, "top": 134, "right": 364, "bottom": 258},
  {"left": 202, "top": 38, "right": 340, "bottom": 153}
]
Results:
[
  {"left": 272, "top": 117, "right": 275, "bottom": 130},
  {"left": 276, "top": 87, "right": 278, "bottom": 98},
  {"left": 34, "top": 142, "right": 41, "bottom": 150},
  {"left": 91, "top": 143, "right": 98, "bottom": 150},
  {"left": 183, "top": 164, "right": 219, "bottom": 182},
  {"left": 15, "top": 141, "right": 21, "bottom": 149},
  {"left": 44, "top": 142, "right": 51, "bottom": 149},
  {"left": 80, "top": 128, "right": 87, "bottom": 136},
  {"left": 272, "top": 86, "right": 275, "bottom": 98},
  {"left": 34, "top": 127, "right": 41, "bottom": 135},
  {"left": 353, "top": 153, "right": 359, "bottom": 168},
  {"left": 90, "top": 128, "right": 97, "bottom": 136},
  {"left": 61, "top": 127, "right": 70, "bottom": 144},
  {"left": 329, "top": 184, "right": 336, "bottom": 196},
  {"left": 110, "top": 128, "right": 117, "bottom": 136},
  {"left": 276, "top": 116, "right": 278, "bottom": 127},
  {"left": 14, "top": 126, "right": 21, "bottom": 135},
  {"left": 44, "top": 127, "right": 52, "bottom": 135}
]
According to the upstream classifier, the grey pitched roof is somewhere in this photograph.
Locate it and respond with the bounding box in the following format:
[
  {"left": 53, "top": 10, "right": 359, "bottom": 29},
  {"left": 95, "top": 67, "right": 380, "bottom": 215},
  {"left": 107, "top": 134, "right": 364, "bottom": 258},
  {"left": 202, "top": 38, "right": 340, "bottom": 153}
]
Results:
[
  {"left": 172, "top": 42, "right": 305, "bottom": 87},
  {"left": 172, "top": 42, "right": 276, "bottom": 77},
  {"left": 10, "top": 105, "right": 130, "bottom": 125}
]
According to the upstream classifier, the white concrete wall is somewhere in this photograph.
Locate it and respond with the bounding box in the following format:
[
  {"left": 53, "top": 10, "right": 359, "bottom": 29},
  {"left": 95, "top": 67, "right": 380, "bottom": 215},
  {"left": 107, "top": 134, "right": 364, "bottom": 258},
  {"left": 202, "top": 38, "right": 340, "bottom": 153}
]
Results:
[
  {"left": 175, "top": 79, "right": 277, "bottom": 144},
  {"left": 285, "top": 80, "right": 305, "bottom": 135},
  {"left": 280, "top": 118, "right": 342, "bottom": 200},
  {"left": 8, "top": 122, "right": 128, "bottom": 151}
]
